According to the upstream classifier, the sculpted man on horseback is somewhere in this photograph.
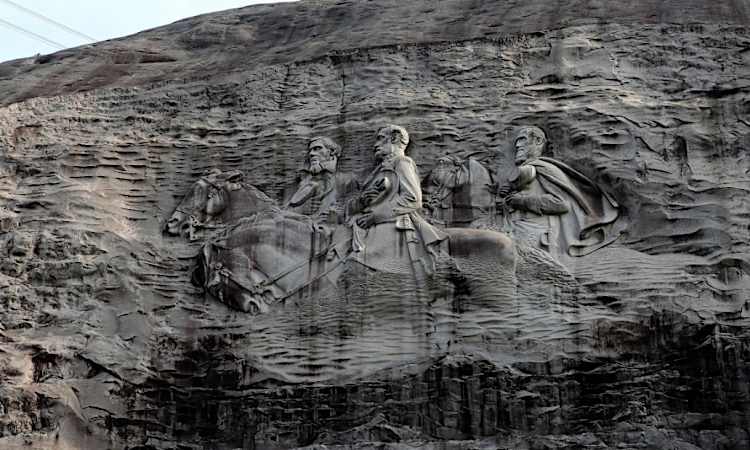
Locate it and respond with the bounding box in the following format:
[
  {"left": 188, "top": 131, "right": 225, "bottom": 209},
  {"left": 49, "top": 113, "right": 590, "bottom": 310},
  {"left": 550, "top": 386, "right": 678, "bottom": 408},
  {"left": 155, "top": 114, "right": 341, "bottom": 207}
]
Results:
[
  {"left": 176, "top": 126, "right": 516, "bottom": 314},
  {"left": 346, "top": 125, "right": 448, "bottom": 279},
  {"left": 285, "top": 136, "right": 359, "bottom": 222}
]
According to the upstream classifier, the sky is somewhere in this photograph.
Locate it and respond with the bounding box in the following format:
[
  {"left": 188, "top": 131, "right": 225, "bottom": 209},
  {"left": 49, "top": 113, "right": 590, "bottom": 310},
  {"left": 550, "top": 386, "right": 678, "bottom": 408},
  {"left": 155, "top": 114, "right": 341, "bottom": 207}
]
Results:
[{"left": 0, "top": 0, "right": 297, "bottom": 63}]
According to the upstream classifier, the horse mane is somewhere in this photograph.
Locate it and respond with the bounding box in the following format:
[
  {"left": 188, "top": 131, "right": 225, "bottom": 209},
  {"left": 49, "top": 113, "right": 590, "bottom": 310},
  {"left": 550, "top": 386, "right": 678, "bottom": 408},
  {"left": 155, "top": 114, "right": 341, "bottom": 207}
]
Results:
[{"left": 239, "top": 182, "right": 275, "bottom": 205}]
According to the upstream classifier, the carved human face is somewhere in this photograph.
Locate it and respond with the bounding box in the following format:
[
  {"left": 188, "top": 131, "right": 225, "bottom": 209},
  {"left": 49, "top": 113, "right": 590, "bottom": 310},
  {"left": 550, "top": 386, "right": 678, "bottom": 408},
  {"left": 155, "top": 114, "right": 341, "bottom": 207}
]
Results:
[
  {"left": 514, "top": 128, "right": 544, "bottom": 165},
  {"left": 514, "top": 133, "right": 531, "bottom": 165},
  {"left": 307, "top": 140, "right": 335, "bottom": 174},
  {"left": 373, "top": 128, "right": 403, "bottom": 162}
]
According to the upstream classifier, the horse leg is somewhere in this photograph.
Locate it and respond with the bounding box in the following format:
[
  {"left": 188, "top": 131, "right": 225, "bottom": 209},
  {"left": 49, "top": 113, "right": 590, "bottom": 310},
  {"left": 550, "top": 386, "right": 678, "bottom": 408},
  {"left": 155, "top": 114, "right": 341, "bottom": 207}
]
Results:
[
  {"left": 205, "top": 266, "right": 274, "bottom": 315},
  {"left": 234, "top": 290, "right": 271, "bottom": 315},
  {"left": 192, "top": 242, "right": 273, "bottom": 314},
  {"left": 446, "top": 228, "right": 515, "bottom": 267},
  {"left": 445, "top": 228, "right": 517, "bottom": 312}
]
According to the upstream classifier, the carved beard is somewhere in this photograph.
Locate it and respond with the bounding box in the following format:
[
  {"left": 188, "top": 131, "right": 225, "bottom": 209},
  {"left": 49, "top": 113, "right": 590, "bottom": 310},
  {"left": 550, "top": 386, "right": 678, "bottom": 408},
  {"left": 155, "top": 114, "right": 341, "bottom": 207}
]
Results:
[
  {"left": 516, "top": 146, "right": 543, "bottom": 166},
  {"left": 375, "top": 148, "right": 390, "bottom": 162},
  {"left": 308, "top": 157, "right": 336, "bottom": 175},
  {"left": 309, "top": 160, "right": 323, "bottom": 174}
]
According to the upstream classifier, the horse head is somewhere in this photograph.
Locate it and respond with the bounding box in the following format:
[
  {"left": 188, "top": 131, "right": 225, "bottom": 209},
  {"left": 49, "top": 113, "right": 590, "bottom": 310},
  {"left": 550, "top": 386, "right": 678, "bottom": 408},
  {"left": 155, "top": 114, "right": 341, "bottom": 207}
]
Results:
[
  {"left": 165, "top": 170, "right": 244, "bottom": 236},
  {"left": 424, "top": 155, "right": 464, "bottom": 211},
  {"left": 430, "top": 156, "right": 464, "bottom": 190}
]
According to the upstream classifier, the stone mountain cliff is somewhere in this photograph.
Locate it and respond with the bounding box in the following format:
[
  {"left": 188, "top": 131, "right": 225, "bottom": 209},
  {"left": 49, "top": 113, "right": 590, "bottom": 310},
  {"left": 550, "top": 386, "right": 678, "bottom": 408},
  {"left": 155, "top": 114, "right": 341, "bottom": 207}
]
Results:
[{"left": 1, "top": 1, "right": 750, "bottom": 449}]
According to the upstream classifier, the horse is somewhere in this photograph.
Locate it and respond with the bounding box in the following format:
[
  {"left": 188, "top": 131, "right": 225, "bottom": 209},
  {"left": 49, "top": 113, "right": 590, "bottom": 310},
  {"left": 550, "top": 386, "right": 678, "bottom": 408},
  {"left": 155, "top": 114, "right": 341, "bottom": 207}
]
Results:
[
  {"left": 423, "top": 156, "right": 495, "bottom": 228},
  {"left": 164, "top": 170, "right": 279, "bottom": 239},
  {"left": 168, "top": 170, "right": 517, "bottom": 314},
  {"left": 423, "top": 156, "right": 583, "bottom": 300},
  {"left": 191, "top": 212, "right": 517, "bottom": 314}
]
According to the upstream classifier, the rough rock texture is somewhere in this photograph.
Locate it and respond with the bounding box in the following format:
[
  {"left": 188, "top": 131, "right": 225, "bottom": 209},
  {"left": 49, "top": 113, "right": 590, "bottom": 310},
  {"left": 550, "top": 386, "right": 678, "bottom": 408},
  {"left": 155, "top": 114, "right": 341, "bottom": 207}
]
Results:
[{"left": 1, "top": 0, "right": 750, "bottom": 449}]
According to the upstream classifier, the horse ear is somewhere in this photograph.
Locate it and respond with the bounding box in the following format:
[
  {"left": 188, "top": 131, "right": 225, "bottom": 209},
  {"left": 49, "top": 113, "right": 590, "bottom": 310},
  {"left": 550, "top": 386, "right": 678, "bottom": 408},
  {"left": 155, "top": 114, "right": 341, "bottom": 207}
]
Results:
[
  {"left": 224, "top": 171, "right": 244, "bottom": 192},
  {"left": 226, "top": 171, "right": 244, "bottom": 183}
]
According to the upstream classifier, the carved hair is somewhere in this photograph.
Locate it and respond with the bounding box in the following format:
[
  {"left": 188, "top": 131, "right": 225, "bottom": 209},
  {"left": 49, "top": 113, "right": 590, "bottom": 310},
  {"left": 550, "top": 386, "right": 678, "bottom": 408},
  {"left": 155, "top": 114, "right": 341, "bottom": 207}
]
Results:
[
  {"left": 437, "top": 155, "right": 462, "bottom": 166},
  {"left": 518, "top": 126, "right": 547, "bottom": 159},
  {"left": 309, "top": 136, "right": 342, "bottom": 158},
  {"left": 379, "top": 124, "right": 410, "bottom": 147}
]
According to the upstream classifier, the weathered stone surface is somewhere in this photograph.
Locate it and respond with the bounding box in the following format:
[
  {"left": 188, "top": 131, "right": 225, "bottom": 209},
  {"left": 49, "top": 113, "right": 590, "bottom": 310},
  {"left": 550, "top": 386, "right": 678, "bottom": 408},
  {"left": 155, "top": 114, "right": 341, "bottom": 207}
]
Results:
[{"left": 1, "top": 0, "right": 750, "bottom": 449}]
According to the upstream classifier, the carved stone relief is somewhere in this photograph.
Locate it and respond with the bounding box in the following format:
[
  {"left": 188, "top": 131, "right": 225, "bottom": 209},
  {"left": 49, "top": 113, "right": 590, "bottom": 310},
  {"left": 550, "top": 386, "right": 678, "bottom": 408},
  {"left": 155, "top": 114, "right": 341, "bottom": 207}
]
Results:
[
  {"left": 422, "top": 126, "right": 624, "bottom": 269},
  {"left": 161, "top": 120, "right": 629, "bottom": 354},
  {"left": 172, "top": 126, "right": 521, "bottom": 316},
  {"left": 3, "top": 3, "right": 750, "bottom": 447},
  {"left": 284, "top": 136, "right": 358, "bottom": 221}
]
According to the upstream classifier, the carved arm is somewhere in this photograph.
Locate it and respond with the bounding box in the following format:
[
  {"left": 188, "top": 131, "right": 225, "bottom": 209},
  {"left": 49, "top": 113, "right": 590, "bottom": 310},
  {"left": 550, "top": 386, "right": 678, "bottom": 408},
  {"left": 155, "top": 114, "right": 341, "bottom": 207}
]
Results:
[{"left": 507, "top": 193, "right": 570, "bottom": 215}]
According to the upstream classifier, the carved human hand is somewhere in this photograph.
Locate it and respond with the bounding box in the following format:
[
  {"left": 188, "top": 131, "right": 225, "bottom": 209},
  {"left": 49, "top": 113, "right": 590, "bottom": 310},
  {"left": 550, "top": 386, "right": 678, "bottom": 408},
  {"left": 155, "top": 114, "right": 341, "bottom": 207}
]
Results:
[
  {"left": 355, "top": 208, "right": 392, "bottom": 228},
  {"left": 494, "top": 196, "right": 513, "bottom": 214},
  {"left": 495, "top": 185, "right": 518, "bottom": 212},
  {"left": 506, "top": 192, "right": 525, "bottom": 209},
  {"left": 496, "top": 184, "right": 514, "bottom": 198},
  {"left": 423, "top": 194, "right": 438, "bottom": 211},
  {"left": 356, "top": 212, "right": 375, "bottom": 228},
  {"left": 361, "top": 190, "right": 380, "bottom": 207},
  {"left": 360, "top": 177, "right": 389, "bottom": 207}
]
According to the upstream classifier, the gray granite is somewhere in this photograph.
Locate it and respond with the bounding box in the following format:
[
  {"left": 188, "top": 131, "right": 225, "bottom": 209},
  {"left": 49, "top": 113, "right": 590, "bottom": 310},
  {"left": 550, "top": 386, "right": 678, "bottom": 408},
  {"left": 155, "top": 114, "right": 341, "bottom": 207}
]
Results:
[{"left": 1, "top": 1, "right": 749, "bottom": 449}]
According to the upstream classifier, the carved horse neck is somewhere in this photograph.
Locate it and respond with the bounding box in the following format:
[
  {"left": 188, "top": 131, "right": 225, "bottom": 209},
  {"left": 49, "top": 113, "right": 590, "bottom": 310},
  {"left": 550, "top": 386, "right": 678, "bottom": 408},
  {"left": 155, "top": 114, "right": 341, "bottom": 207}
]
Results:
[{"left": 207, "top": 180, "right": 278, "bottom": 223}]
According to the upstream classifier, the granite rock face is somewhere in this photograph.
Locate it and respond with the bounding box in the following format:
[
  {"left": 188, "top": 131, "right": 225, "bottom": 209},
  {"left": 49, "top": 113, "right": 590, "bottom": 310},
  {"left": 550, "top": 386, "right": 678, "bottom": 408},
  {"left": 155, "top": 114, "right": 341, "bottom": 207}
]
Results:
[{"left": 1, "top": 1, "right": 750, "bottom": 449}]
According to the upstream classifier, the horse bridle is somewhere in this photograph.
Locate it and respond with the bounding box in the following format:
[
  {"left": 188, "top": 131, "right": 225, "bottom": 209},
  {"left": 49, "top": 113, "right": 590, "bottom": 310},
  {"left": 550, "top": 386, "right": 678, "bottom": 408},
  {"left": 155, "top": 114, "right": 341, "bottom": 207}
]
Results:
[
  {"left": 171, "top": 176, "right": 227, "bottom": 219},
  {"left": 179, "top": 176, "right": 348, "bottom": 304},
  {"left": 208, "top": 231, "right": 350, "bottom": 304}
]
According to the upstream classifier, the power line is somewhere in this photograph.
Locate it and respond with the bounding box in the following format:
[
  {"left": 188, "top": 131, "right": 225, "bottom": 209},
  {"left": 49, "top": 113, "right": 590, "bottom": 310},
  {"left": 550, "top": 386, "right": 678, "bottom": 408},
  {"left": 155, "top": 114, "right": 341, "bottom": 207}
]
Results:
[
  {"left": 0, "top": 17, "right": 65, "bottom": 50},
  {"left": 0, "top": 0, "right": 96, "bottom": 42}
]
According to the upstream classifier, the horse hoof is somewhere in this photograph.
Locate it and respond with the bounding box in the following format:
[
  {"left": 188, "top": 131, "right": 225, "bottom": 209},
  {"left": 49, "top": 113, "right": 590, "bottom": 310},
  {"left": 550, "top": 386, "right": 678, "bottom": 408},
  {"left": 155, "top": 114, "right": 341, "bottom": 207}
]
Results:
[
  {"left": 239, "top": 297, "right": 261, "bottom": 314},
  {"left": 237, "top": 292, "right": 272, "bottom": 315}
]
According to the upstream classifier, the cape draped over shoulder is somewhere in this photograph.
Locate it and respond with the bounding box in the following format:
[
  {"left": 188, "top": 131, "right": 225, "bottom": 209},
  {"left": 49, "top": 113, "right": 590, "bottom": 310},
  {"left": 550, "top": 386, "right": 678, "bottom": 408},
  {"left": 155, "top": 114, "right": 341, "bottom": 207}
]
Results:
[{"left": 528, "top": 157, "right": 621, "bottom": 256}]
